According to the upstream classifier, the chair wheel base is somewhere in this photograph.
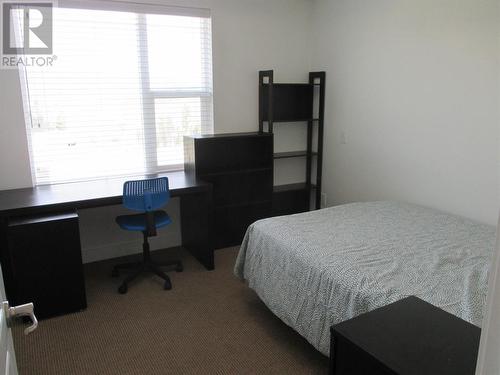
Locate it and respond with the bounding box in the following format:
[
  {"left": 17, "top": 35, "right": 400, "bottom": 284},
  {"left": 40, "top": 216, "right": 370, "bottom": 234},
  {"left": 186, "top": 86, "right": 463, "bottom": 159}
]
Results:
[
  {"left": 164, "top": 280, "right": 172, "bottom": 290},
  {"left": 118, "top": 284, "right": 128, "bottom": 294},
  {"left": 113, "top": 257, "right": 181, "bottom": 293}
]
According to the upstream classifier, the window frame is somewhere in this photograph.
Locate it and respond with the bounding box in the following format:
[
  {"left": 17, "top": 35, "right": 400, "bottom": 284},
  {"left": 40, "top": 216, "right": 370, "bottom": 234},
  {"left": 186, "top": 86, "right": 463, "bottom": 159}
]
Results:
[{"left": 18, "top": 1, "right": 213, "bottom": 185}]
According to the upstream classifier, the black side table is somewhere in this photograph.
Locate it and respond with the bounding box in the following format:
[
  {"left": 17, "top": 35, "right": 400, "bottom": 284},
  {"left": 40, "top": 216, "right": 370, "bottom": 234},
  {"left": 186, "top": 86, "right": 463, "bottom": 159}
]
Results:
[{"left": 330, "top": 296, "right": 481, "bottom": 375}]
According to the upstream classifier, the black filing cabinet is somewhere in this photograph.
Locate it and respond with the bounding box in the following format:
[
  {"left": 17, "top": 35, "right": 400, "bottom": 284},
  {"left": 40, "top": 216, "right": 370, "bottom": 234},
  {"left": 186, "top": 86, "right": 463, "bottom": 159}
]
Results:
[{"left": 6, "top": 212, "right": 87, "bottom": 319}]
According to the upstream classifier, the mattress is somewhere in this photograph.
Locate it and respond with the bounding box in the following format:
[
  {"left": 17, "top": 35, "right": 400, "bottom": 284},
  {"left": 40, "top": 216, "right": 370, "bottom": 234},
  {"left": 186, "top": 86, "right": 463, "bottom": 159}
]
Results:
[{"left": 234, "top": 201, "right": 496, "bottom": 356}]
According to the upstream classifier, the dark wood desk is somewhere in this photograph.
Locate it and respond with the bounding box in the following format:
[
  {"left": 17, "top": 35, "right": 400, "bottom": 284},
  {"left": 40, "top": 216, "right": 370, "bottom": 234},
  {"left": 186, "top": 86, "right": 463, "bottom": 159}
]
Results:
[
  {"left": 0, "top": 171, "right": 214, "bottom": 308},
  {"left": 0, "top": 171, "right": 211, "bottom": 216}
]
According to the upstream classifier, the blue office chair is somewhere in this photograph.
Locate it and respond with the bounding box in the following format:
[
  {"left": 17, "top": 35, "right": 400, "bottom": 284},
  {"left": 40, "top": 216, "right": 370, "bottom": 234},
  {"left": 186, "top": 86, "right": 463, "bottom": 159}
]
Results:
[{"left": 112, "top": 177, "right": 183, "bottom": 294}]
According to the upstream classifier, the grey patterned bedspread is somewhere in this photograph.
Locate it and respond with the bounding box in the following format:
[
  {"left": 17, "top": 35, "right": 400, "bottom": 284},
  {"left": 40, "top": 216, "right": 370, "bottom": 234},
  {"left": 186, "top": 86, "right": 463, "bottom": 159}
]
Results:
[{"left": 234, "top": 201, "right": 496, "bottom": 356}]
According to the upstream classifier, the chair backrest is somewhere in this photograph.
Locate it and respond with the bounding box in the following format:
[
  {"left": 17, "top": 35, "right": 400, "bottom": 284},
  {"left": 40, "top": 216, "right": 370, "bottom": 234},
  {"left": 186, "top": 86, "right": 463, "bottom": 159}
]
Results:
[{"left": 122, "top": 177, "right": 170, "bottom": 212}]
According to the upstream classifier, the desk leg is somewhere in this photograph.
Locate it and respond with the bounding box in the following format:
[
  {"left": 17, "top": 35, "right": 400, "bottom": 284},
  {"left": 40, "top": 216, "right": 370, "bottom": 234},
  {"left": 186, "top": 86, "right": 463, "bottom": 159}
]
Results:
[{"left": 180, "top": 190, "right": 214, "bottom": 270}]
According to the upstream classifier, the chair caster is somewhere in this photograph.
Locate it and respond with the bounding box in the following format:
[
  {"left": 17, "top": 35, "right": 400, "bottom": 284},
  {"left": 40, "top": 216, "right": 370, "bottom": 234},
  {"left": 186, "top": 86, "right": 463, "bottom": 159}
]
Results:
[
  {"left": 175, "top": 263, "right": 183, "bottom": 272},
  {"left": 118, "top": 284, "right": 128, "bottom": 294},
  {"left": 164, "top": 280, "right": 172, "bottom": 290},
  {"left": 111, "top": 268, "right": 119, "bottom": 278}
]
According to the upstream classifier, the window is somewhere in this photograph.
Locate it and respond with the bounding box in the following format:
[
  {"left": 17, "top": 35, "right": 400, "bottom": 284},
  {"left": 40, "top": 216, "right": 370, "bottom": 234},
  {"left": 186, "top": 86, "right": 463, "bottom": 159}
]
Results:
[{"left": 19, "top": 2, "right": 213, "bottom": 185}]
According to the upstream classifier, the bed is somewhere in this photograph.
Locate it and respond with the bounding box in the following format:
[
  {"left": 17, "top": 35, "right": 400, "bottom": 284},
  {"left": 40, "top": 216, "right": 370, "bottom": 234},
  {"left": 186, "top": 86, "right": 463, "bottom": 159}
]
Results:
[{"left": 234, "top": 201, "right": 496, "bottom": 356}]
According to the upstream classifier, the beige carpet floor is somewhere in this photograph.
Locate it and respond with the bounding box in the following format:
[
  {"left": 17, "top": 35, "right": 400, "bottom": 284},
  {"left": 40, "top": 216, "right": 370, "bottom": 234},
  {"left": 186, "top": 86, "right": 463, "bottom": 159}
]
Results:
[{"left": 12, "top": 247, "right": 328, "bottom": 375}]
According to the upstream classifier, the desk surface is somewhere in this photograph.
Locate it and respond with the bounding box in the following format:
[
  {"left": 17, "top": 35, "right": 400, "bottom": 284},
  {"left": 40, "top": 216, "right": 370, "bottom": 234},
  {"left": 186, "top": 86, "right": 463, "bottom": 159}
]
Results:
[{"left": 0, "top": 171, "right": 211, "bottom": 216}]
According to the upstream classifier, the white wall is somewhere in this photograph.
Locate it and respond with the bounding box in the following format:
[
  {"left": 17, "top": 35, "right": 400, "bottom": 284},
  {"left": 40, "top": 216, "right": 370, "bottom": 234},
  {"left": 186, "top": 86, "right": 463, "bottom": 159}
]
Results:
[
  {"left": 310, "top": 0, "right": 500, "bottom": 226},
  {"left": 0, "top": 72, "right": 33, "bottom": 190},
  {"left": 0, "top": 0, "right": 313, "bottom": 262},
  {"left": 2, "top": 0, "right": 498, "bottom": 263}
]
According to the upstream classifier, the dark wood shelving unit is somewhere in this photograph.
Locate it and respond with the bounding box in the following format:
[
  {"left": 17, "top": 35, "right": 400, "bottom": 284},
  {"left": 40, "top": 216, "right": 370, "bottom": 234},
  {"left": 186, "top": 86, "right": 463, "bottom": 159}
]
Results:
[
  {"left": 271, "top": 118, "right": 320, "bottom": 123},
  {"left": 273, "top": 150, "right": 317, "bottom": 159},
  {"left": 259, "top": 70, "right": 326, "bottom": 215},
  {"left": 184, "top": 132, "right": 273, "bottom": 249},
  {"left": 202, "top": 166, "right": 272, "bottom": 177},
  {"left": 273, "top": 182, "right": 317, "bottom": 193}
]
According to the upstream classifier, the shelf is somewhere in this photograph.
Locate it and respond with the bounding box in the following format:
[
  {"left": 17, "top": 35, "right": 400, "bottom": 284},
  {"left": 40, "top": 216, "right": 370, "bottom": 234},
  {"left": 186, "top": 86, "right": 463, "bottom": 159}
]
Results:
[
  {"left": 273, "top": 151, "right": 317, "bottom": 159},
  {"left": 261, "top": 83, "right": 321, "bottom": 87},
  {"left": 270, "top": 118, "right": 319, "bottom": 123},
  {"left": 261, "top": 83, "right": 314, "bottom": 121},
  {"left": 216, "top": 200, "right": 272, "bottom": 209},
  {"left": 189, "top": 132, "right": 270, "bottom": 140},
  {"left": 202, "top": 167, "right": 272, "bottom": 177},
  {"left": 262, "top": 83, "right": 313, "bottom": 88},
  {"left": 273, "top": 183, "right": 316, "bottom": 193}
]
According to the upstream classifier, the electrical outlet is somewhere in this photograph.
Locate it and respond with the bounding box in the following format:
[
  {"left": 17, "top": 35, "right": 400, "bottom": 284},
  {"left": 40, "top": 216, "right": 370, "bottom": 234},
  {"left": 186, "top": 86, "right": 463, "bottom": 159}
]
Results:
[{"left": 321, "top": 193, "right": 327, "bottom": 208}]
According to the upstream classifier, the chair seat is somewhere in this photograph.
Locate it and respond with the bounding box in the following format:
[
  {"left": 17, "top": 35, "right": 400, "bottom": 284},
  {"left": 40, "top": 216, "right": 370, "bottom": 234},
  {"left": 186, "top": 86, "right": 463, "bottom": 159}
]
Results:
[{"left": 116, "top": 210, "right": 172, "bottom": 232}]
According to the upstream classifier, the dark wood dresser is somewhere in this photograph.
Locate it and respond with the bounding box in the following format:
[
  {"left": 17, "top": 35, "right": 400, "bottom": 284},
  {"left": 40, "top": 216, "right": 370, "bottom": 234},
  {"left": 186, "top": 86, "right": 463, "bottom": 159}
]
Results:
[
  {"left": 184, "top": 132, "right": 273, "bottom": 249},
  {"left": 330, "top": 296, "right": 480, "bottom": 375}
]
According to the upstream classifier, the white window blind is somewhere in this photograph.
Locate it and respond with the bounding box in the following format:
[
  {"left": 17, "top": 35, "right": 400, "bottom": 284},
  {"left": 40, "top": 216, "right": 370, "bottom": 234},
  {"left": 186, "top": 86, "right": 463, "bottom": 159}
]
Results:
[{"left": 20, "top": 2, "right": 213, "bottom": 185}]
